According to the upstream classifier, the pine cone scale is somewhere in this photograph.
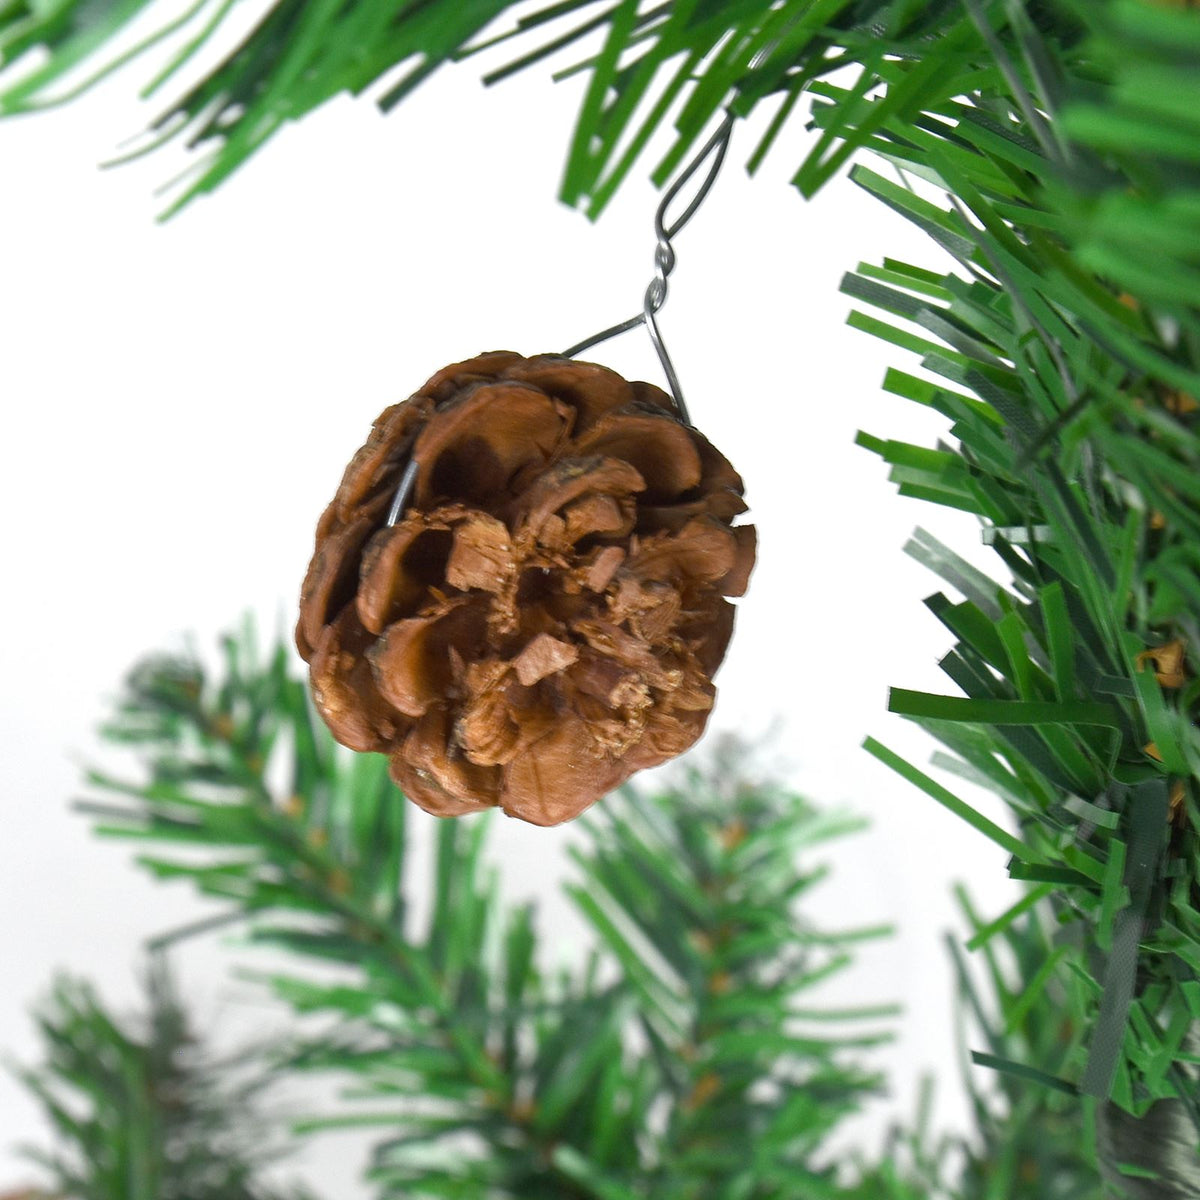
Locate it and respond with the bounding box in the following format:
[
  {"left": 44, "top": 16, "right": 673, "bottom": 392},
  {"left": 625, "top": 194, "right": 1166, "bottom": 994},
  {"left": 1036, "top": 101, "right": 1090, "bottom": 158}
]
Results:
[
  {"left": 502, "top": 715, "right": 625, "bottom": 827},
  {"left": 334, "top": 398, "right": 432, "bottom": 521},
  {"left": 411, "top": 384, "right": 571, "bottom": 507},
  {"left": 444, "top": 513, "right": 513, "bottom": 593},
  {"left": 309, "top": 609, "right": 397, "bottom": 753},
  {"left": 514, "top": 455, "right": 645, "bottom": 540},
  {"left": 368, "top": 598, "right": 485, "bottom": 719},
  {"left": 572, "top": 408, "right": 703, "bottom": 501},
  {"left": 298, "top": 516, "right": 374, "bottom": 659},
  {"left": 499, "top": 358, "right": 633, "bottom": 431},
  {"left": 356, "top": 521, "right": 452, "bottom": 636}
]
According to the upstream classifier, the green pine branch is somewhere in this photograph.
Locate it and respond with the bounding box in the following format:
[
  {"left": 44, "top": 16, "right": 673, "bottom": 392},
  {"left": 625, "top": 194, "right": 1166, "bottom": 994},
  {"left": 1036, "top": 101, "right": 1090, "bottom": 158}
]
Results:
[
  {"left": 17, "top": 623, "right": 1121, "bottom": 1196},
  {"left": 0, "top": 0, "right": 1086, "bottom": 217},
  {"left": 562, "top": 752, "right": 895, "bottom": 1197},
  {"left": 831, "top": 0, "right": 1200, "bottom": 1160},
  {"left": 840, "top": 892, "right": 1104, "bottom": 1200},
  {"left": 945, "top": 888, "right": 1101, "bottom": 1198},
  {"left": 14, "top": 958, "right": 314, "bottom": 1200},
  {"left": 68, "top": 625, "right": 896, "bottom": 1198}
]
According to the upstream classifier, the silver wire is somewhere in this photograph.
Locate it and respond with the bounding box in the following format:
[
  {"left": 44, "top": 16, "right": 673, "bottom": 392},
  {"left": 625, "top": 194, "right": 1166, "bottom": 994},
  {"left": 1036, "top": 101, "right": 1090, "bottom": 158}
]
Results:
[
  {"left": 562, "top": 111, "right": 736, "bottom": 428},
  {"left": 385, "top": 457, "right": 420, "bottom": 527},
  {"left": 387, "top": 104, "right": 744, "bottom": 527}
]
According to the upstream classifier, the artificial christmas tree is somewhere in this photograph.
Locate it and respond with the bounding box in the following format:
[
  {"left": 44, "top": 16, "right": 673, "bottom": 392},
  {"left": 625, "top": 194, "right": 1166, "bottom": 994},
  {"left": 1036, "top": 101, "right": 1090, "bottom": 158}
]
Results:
[{"left": 4, "top": 0, "right": 1200, "bottom": 1193}]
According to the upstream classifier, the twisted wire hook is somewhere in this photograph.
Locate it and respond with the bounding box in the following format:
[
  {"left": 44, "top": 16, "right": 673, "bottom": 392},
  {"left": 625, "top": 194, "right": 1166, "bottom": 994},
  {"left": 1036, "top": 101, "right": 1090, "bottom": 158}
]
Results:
[
  {"left": 562, "top": 111, "right": 735, "bottom": 427},
  {"left": 384, "top": 115, "right": 738, "bottom": 528}
]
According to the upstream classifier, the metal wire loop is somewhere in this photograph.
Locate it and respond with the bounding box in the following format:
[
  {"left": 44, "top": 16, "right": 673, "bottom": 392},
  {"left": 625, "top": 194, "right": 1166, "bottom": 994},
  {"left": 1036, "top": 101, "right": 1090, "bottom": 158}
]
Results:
[
  {"left": 386, "top": 114, "right": 737, "bottom": 528},
  {"left": 562, "top": 111, "right": 735, "bottom": 427},
  {"left": 385, "top": 457, "right": 421, "bottom": 528}
]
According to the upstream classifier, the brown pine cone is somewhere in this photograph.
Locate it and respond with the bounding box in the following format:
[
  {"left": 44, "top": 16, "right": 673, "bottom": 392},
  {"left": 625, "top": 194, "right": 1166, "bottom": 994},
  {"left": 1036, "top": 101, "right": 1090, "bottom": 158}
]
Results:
[{"left": 297, "top": 352, "right": 755, "bottom": 826}]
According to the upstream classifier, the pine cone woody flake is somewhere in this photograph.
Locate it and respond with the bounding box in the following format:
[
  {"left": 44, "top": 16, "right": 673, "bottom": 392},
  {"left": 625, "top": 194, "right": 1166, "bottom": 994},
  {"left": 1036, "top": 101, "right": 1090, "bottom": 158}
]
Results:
[{"left": 297, "top": 352, "right": 755, "bottom": 826}]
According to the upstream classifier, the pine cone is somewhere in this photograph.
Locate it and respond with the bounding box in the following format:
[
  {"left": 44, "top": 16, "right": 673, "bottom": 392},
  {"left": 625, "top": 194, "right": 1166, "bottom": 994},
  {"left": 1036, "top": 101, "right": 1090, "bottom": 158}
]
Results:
[{"left": 297, "top": 352, "right": 755, "bottom": 826}]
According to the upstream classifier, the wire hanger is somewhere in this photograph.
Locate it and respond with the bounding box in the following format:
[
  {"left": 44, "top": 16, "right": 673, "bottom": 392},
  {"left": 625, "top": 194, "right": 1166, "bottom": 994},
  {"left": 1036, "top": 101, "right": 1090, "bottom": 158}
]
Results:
[
  {"left": 561, "top": 111, "right": 736, "bottom": 429},
  {"left": 385, "top": 113, "right": 740, "bottom": 528}
]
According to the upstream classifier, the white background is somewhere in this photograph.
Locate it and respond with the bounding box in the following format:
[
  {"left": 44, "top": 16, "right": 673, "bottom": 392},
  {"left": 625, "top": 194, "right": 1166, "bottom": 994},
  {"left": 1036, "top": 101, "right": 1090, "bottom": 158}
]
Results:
[{"left": 1, "top": 16, "right": 1020, "bottom": 1196}]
